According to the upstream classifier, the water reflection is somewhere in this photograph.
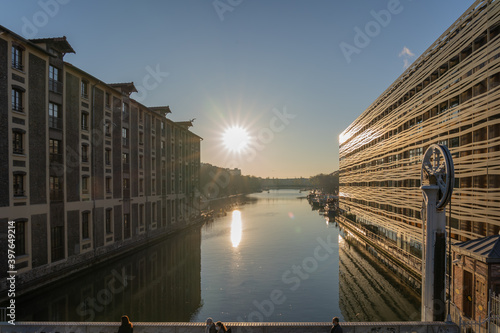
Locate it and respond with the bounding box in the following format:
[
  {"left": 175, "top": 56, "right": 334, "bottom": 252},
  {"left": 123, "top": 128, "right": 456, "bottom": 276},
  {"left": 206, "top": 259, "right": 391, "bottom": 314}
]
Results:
[
  {"left": 231, "top": 210, "right": 243, "bottom": 247},
  {"left": 338, "top": 230, "right": 420, "bottom": 321},
  {"left": 15, "top": 227, "right": 202, "bottom": 322}
]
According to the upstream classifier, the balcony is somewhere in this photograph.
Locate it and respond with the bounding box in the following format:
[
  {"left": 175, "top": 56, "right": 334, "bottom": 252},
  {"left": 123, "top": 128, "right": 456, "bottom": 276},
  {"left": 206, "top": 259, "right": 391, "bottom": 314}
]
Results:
[
  {"left": 49, "top": 116, "right": 63, "bottom": 130},
  {"left": 13, "top": 147, "right": 24, "bottom": 155},
  {"left": 49, "top": 79, "right": 63, "bottom": 94},
  {"left": 12, "top": 103, "right": 24, "bottom": 113},
  {"left": 13, "top": 188, "right": 25, "bottom": 197},
  {"left": 12, "top": 61, "right": 23, "bottom": 71}
]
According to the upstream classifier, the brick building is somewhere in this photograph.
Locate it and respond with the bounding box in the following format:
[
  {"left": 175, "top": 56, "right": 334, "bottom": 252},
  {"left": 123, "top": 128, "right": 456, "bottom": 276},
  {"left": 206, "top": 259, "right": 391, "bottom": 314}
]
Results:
[{"left": 0, "top": 25, "right": 202, "bottom": 297}]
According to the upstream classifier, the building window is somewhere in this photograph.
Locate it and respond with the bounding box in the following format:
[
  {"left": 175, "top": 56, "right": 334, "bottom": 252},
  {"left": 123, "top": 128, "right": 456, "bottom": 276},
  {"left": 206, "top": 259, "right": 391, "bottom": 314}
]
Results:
[
  {"left": 81, "top": 144, "right": 89, "bottom": 163},
  {"left": 12, "top": 88, "right": 23, "bottom": 112},
  {"left": 123, "top": 178, "right": 129, "bottom": 189},
  {"left": 152, "top": 179, "right": 156, "bottom": 193},
  {"left": 51, "top": 226, "right": 64, "bottom": 261},
  {"left": 104, "top": 121, "right": 111, "bottom": 137},
  {"left": 152, "top": 157, "right": 156, "bottom": 170},
  {"left": 105, "top": 92, "right": 111, "bottom": 108},
  {"left": 81, "top": 112, "right": 89, "bottom": 131},
  {"left": 12, "top": 130, "right": 23, "bottom": 154},
  {"left": 49, "top": 103, "right": 62, "bottom": 129},
  {"left": 139, "top": 155, "right": 143, "bottom": 169},
  {"left": 105, "top": 149, "right": 111, "bottom": 165},
  {"left": 50, "top": 176, "right": 63, "bottom": 201},
  {"left": 106, "top": 209, "right": 112, "bottom": 234},
  {"left": 139, "top": 178, "right": 144, "bottom": 192},
  {"left": 82, "top": 211, "right": 90, "bottom": 239},
  {"left": 49, "top": 139, "right": 62, "bottom": 163},
  {"left": 82, "top": 175, "right": 89, "bottom": 194},
  {"left": 124, "top": 214, "right": 131, "bottom": 239},
  {"left": 122, "top": 103, "right": 129, "bottom": 118},
  {"left": 11, "top": 45, "right": 23, "bottom": 70},
  {"left": 161, "top": 141, "right": 165, "bottom": 156},
  {"left": 139, "top": 204, "right": 144, "bottom": 226},
  {"left": 122, "top": 128, "right": 128, "bottom": 147},
  {"left": 122, "top": 152, "right": 129, "bottom": 165},
  {"left": 106, "top": 177, "right": 112, "bottom": 194},
  {"left": 139, "top": 132, "right": 144, "bottom": 145},
  {"left": 152, "top": 136, "right": 155, "bottom": 149},
  {"left": 152, "top": 202, "right": 156, "bottom": 221},
  {"left": 16, "top": 220, "right": 26, "bottom": 256},
  {"left": 49, "top": 65, "right": 62, "bottom": 93},
  {"left": 13, "top": 173, "right": 25, "bottom": 197},
  {"left": 139, "top": 110, "right": 143, "bottom": 122},
  {"left": 81, "top": 80, "right": 89, "bottom": 99}
]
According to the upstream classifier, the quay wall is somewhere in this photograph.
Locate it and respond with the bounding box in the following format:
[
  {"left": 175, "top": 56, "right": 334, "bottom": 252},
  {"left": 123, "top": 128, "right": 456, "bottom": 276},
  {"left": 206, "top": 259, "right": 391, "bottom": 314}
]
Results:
[{"left": 0, "top": 321, "right": 458, "bottom": 333}]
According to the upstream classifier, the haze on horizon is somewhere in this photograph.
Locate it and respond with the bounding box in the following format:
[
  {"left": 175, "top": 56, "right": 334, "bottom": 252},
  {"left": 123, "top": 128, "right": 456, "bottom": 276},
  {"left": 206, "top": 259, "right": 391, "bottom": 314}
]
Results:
[{"left": 2, "top": 0, "right": 474, "bottom": 178}]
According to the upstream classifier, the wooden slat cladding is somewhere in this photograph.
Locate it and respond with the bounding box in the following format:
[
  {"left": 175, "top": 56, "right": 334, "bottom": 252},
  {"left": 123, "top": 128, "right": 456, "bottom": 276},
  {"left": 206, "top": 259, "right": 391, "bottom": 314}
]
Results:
[{"left": 339, "top": 0, "right": 500, "bottom": 244}]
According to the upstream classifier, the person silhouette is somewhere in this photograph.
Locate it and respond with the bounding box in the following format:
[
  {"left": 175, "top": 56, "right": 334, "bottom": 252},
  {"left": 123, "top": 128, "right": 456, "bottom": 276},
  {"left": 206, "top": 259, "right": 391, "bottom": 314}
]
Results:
[
  {"left": 118, "top": 315, "right": 133, "bottom": 333},
  {"left": 331, "top": 317, "right": 343, "bottom": 333}
]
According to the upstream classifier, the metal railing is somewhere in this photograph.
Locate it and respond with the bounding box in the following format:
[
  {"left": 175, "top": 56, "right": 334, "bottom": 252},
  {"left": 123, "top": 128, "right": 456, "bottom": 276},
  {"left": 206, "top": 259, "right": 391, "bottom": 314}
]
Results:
[
  {"left": 49, "top": 78, "right": 62, "bottom": 93},
  {"left": 449, "top": 291, "right": 500, "bottom": 333}
]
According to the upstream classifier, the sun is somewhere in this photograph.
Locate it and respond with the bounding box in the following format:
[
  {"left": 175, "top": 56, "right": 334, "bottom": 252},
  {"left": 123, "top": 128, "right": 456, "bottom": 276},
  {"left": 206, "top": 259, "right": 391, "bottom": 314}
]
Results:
[{"left": 222, "top": 126, "right": 250, "bottom": 153}]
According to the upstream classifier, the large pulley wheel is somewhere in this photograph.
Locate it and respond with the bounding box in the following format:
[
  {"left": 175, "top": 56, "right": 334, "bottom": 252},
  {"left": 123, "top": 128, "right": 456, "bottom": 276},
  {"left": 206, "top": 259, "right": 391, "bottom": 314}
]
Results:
[{"left": 420, "top": 144, "right": 454, "bottom": 209}]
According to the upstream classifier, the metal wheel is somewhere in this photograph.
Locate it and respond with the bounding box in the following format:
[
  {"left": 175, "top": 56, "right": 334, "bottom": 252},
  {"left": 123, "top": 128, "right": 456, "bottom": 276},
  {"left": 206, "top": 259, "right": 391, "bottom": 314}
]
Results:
[{"left": 421, "top": 144, "right": 454, "bottom": 209}]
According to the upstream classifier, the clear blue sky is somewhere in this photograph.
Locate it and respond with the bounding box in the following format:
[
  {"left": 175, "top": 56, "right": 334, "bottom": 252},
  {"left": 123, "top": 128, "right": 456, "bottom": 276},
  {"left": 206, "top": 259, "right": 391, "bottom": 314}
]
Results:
[{"left": 2, "top": 0, "right": 474, "bottom": 178}]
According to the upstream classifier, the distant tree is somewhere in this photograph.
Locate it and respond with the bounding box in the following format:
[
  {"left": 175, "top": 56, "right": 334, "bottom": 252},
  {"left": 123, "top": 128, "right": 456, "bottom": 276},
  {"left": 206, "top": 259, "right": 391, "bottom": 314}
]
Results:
[
  {"left": 309, "top": 171, "right": 339, "bottom": 194},
  {"left": 199, "top": 163, "right": 262, "bottom": 199}
]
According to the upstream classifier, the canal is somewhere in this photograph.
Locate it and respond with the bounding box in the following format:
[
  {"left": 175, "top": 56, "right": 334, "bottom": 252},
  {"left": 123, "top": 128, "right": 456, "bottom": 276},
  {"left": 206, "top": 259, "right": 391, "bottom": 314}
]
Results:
[{"left": 15, "top": 189, "right": 420, "bottom": 322}]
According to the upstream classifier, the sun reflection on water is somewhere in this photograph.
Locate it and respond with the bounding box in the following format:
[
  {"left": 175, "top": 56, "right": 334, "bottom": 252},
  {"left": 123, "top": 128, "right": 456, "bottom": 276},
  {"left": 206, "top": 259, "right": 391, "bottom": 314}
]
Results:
[{"left": 231, "top": 210, "right": 243, "bottom": 247}]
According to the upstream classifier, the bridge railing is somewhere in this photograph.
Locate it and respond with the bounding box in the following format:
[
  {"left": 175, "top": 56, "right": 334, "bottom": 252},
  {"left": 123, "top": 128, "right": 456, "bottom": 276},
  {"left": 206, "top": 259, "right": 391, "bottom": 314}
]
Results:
[{"left": 0, "top": 321, "right": 458, "bottom": 333}]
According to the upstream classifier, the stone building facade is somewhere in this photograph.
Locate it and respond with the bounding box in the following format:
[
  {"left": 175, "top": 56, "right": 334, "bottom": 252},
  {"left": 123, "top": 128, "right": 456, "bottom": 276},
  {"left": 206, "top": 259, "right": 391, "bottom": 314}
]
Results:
[{"left": 0, "top": 25, "right": 202, "bottom": 297}]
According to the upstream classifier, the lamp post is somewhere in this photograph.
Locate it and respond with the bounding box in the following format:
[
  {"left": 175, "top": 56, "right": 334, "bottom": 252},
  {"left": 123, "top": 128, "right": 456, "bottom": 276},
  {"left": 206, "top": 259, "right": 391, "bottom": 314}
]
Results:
[{"left": 420, "top": 144, "right": 454, "bottom": 322}]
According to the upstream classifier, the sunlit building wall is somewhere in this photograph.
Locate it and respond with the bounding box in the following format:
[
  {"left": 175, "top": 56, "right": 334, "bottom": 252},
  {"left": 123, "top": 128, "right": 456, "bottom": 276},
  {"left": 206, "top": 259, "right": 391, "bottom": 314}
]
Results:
[
  {"left": 339, "top": 0, "right": 500, "bottom": 260},
  {"left": 0, "top": 25, "right": 201, "bottom": 295}
]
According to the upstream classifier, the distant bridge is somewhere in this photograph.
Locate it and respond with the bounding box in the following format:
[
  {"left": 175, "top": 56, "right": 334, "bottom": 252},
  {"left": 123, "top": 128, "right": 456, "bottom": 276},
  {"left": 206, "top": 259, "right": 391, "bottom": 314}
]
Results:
[{"left": 264, "top": 184, "right": 312, "bottom": 189}]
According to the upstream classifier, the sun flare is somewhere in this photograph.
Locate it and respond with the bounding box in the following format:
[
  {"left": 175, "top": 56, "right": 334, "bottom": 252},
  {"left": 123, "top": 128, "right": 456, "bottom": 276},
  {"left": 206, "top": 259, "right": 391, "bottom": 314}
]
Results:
[{"left": 222, "top": 126, "right": 250, "bottom": 153}]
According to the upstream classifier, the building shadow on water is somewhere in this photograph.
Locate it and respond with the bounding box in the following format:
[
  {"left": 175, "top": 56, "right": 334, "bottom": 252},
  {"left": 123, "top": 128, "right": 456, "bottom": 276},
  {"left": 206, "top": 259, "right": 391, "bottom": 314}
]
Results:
[{"left": 15, "top": 226, "right": 202, "bottom": 322}]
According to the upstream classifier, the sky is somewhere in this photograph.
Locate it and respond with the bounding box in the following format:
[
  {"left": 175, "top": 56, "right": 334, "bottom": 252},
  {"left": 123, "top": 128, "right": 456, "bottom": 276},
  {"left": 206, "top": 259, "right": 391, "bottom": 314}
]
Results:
[{"left": 2, "top": 0, "right": 475, "bottom": 178}]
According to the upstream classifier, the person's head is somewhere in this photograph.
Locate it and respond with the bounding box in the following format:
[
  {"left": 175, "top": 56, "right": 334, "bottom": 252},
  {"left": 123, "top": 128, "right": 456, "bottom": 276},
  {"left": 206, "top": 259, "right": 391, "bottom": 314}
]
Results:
[
  {"left": 332, "top": 317, "right": 340, "bottom": 325},
  {"left": 206, "top": 318, "right": 214, "bottom": 326},
  {"left": 215, "top": 321, "right": 226, "bottom": 331},
  {"left": 121, "top": 315, "right": 132, "bottom": 327}
]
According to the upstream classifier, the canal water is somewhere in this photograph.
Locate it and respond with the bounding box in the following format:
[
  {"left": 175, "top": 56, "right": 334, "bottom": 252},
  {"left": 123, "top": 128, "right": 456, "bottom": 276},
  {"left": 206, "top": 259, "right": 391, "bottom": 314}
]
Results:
[{"left": 15, "top": 189, "right": 420, "bottom": 322}]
